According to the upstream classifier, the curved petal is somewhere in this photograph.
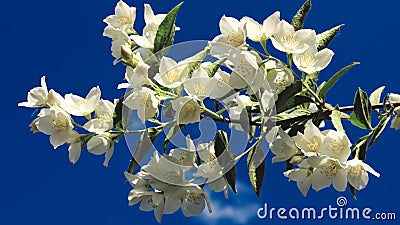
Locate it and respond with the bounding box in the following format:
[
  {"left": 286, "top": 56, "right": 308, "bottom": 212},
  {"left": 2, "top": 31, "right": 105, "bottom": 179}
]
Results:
[{"left": 314, "top": 48, "right": 334, "bottom": 71}]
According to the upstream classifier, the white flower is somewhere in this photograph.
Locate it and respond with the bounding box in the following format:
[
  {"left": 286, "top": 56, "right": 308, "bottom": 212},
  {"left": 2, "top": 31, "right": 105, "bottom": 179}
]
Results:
[
  {"left": 241, "top": 11, "right": 280, "bottom": 42},
  {"left": 308, "top": 156, "right": 348, "bottom": 192},
  {"left": 209, "top": 69, "right": 233, "bottom": 101},
  {"left": 67, "top": 131, "right": 82, "bottom": 164},
  {"left": 210, "top": 15, "right": 246, "bottom": 57},
  {"left": 169, "top": 136, "right": 197, "bottom": 167},
  {"left": 35, "top": 105, "right": 74, "bottom": 149},
  {"left": 140, "top": 193, "right": 166, "bottom": 223},
  {"left": 293, "top": 47, "right": 334, "bottom": 74},
  {"left": 194, "top": 141, "right": 229, "bottom": 198},
  {"left": 103, "top": 25, "right": 130, "bottom": 40},
  {"left": 103, "top": 0, "right": 136, "bottom": 30},
  {"left": 228, "top": 95, "right": 253, "bottom": 132},
  {"left": 154, "top": 57, "right": 188, "bottom": 88},
  {"left": 123, "top": 87, "right": 158, "bottom": 123},
  {"left": 18, "top": 76, "right": 63, "bottom": 108},
  {"left": 130, "top": 4, "right": 179, "bottom": 49},
  {"left": 117, "top": 53, "right": 150, "bottom": 89},
  {"left": 228, "top": 49, "right": 265, "bottom": 93},
  {"left": 163, "top": 184, "right": 212, "bottom": 217},
  {"left": 184, "top": 67, "right": 217, "bottom": 100},
  {"left": 284, "top": 167, "right": 312, "bottom": 197},
  {"left": 346, "top": 159, "right": 380, "bottom": 190},
  {"left": 320, "top": 130, "right": 351, "bottom": 163},
  {"left": 142, "top": 151, "right": 186, "bottom": 186},
  {"left": 270, "top": 127, "right": 298, "bottom": 163},
  {"left": 87, "top": 134, "right": 115, "bottom": 167},
  {"left": 83, "top": 100, "right": 115, "bottom": 134},
  {"left": 171, "top": 97, "right": 201, "bottom": 125},
  {"left": 389, "top": 93, "right": 400, "bottom": 130},
  {"left": 62, "top": 86, "right": 101, "bottom": 117},
  {"left": 266, "top": 65, "right": 294, "bottom": 94},
  {"left": 271, "top": 20, "right": 316, "bottom": 54},
  {"left": 292, "top": 121, "right": 325, "bottom": 156}
]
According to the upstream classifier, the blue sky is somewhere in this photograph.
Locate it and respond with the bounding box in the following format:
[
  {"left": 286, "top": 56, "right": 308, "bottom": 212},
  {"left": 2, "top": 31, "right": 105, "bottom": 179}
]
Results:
[{"left": 3, "top": 0, "right": 400, "bottom": 224}]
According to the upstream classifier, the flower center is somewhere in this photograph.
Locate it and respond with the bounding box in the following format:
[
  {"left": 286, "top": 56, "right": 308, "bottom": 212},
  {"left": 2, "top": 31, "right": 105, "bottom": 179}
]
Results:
[
  {"left": 274, "top": 72, "right": 289, "bottom": 93},
  {"left": 100, "top": 113, "right": 111, "bottom": 122},
  {"left": 280, "top": 34, "right": 299, "bottom": 51},
  {"left": 329, "top": 139, "right": 345, "bottom": 154},
  {"left": 52, "top": 118, "right": 68, "bottom": 132},
  {"left": 165, "top": 71, "right": 179, "bottom": 83},
  {"left": 183, "top": 103, "right": 196, "bottom": 113},
  {"left": 226, "top": 33, "right": 243, "bottom": 47},
  {"left": 349, "top": 165, "right": 362, "bottom": 178},
  {"left": 307, "top": 137, "right": 320, "bottom": 152},
  {"left": 186, "top": 191, "right": 201, "bottom": 205},
  {"left": 322, "top": 161, "right": 337, "bottom": 178},
  {"left": 298, "top": 52, "right": 316, "bottom": 68},
  {"left": 76, "top": 99, "right": 86, "bottom": 108},
  {"left": 118, "top": 15, "right": 133, "bottom": 25},
  {"left": 193, "top": 83, "right": 206, "bottom": 96}
]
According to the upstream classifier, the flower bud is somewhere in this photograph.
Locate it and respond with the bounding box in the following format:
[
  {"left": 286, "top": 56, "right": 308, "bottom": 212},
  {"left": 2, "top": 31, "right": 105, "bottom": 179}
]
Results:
[
  {"left": 121, "top": 44, "right": 133, "bottom": 60},
  {"left": 289, "top": 155, "right": 304, "bottom": 165},
  {"left": 29, "top": 118, "right": 39, "bottom": 133}
]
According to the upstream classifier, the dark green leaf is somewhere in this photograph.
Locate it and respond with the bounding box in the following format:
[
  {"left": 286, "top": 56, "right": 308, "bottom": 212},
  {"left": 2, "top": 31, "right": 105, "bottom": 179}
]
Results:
[
  {"left": 318, "top": 62, "right": 360, "bottom": 99},
  {"left": 163, "top": 125, "right": 181, "bottom": 151},
  {"left": 153, "top": 2, "right": 183, "bottom": 56},
  {"left": 215, "top": 130, "right": 237, "bottom": 193},
  {"left": 275, "top": 80, "right": 302, "bottom": 110},
  {"left": 368, "top": 113, "right": 390, "bottom": 148},
  {"left": 316, "top": 24, "right": 345, "bottom": 51},
  {"left": 292, "top": 0, "right": 312, "bottom": 31},
  {"left": 183, "top": 47, "right": 210, "bottom": 76},
  {"left": 349, "top": 88, "right": 373, "bottom": 130},
  {"left": 277, "top": 95, "right": 313, "bottom": 113},
  {"left": 352, "top": 135, "right": 369, "bottom": 161},
  {"left": 349, "top": 185, "right": 357, "bottom": 200},
  {"left": 247, "top": 146, "right": 266, "bottom": 197}
]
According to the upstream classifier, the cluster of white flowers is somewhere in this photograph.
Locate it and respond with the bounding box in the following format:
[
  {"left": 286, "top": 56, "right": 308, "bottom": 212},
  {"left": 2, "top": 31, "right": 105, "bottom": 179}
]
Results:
[
  {"left": 19, "top": 77, "right": 116, "bottom": 166},
  {"left": 267, "top": 121, "right": 380, "bottom": 196},
  {"left": 19, "top": 0, "right": 396, "bottom": 222}
]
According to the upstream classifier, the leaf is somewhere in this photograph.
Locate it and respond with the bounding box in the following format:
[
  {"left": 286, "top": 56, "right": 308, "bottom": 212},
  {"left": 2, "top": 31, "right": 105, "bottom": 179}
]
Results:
[
  {"left": 183, "top": 47, "right": 210, "bottom": 76},
  {"left": 318, "top": 62, "right": 360, "bottom": 99},
  {"left": 368, "top": 113, "right": 390, "bottom": 148},
  {"left": 275, "top": 80, "right": 302, "bottom": 110},
  {"left": 214, "top": 130, "right": 237, "bottom": 193},
  {"left": 153, "top": 2, "right": 183, "bottom": 56},
  {"left": 351, "top": 134, "right": 369, "bottom": 161},
  {"left": 291, "top": 0, "right": 312, "bottom": 31},
  {"left": 273, "top": 108, "right": 312, "bottom": 121},
  {"left": 276, "top": 95, "right": 313, "bottom": 113},
  {"left": 330, "top": 108, "right": 344, "bottom": 131},
  {"left": 369, "top": 86, "right": 385, "bottom": 105},
  {"left": 247, "top": 146, "right": 266, "bottom": 197},
  {"left": 316, "top": 24, "right": 345, "bottom": 51},
  {"left": 127, "top": 128, "right": 161, "bottom": 173},
  {"left": 349, "top": 185, "right": 357, "bottom": 200},
  {"left": 349, "top": 88, "right": 373, "bottom": 130},
  {"left": 205, "top": 58, "right": 227, "bottom": 77},
  {"left": 163, "top": 124, "right": 182, "bottom": 151}
]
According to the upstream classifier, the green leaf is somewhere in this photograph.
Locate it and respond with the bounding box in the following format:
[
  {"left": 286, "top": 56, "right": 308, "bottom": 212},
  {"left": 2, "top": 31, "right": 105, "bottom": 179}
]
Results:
[
  {"left": 369, "top": 86, "right": 385, "bottom": 105},
  {"left": 273, "top": 108, "right": 312, "bottom": 121},
  {"left": 183, "top": 47, "right": 210, "bottom": 77},
  {"left": 153, "top": 2, "right": 183, "bottom": 56},
  {"left": 368, "top": 113, "right": 390, "bottom": 148},
  {"left": 351, "top": 134, "right": 369, "bottom": 161},
  {"left": 330, "top": 108, "right": 344, "bottom": 131},
  {"left": 247, "top": 146, "right": 266, "bottom": 197},
  {"left": 316, "top": 24, "right": 345, "bottom": 51},
  {"left": 349, "top": 88, "right": 373, "bottom": 130},
  {"left": 214, "top": 130, "right": 237, "bottom": 193},
  {"left": 318, "top": 62, "right": 360, "bottom": 99},
  {"left": 292, "top": 0, "right": 312, "bottom": 31},
  {"left": 349, "top": 185, "right": 357, "bottom": 200},
  {"left": 275, "top": 80, "right": 302, "bottom": 110},
  {"left": 205, "top": 58, "right": 227, "bottom": 77},
  {"left": 127, "top": 129, "right": 161, "bottom": 173},
  {"left": 163, "top": 125, "right": 181, "bottom": 151},
  {"left": 277, "top": 95, "right": 313, "bottom": 113}
]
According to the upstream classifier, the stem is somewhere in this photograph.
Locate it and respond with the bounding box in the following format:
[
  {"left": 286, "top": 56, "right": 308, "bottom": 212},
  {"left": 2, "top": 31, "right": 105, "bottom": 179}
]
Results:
[
  {"left": 246, "top": 44, "right": 269, "bottom": 58},
  {"left": 234, "top": 137, "right": 261, "bottom": 161},
  {"left": 201, "top": 101, "right": 224, "bottom": 119}
]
